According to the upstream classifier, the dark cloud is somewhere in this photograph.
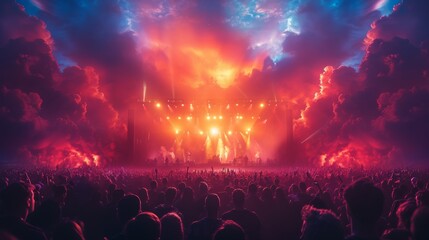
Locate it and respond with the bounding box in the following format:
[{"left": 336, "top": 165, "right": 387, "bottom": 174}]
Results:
[
  {"left": 0, "top": 0, "right": 51, "bottom": 45},
  {"left": 0, "top": 2, "right": 122, "bottom": 166},
  {"left": 367, "top": 0, "right": 429, "bottom": 45},
  {"left": 297, "top": 24, "right": 429, "bottom": 166}
]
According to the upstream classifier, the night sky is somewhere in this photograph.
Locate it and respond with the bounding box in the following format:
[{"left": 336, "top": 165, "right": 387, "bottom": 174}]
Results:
[{"left": 1, "top": 0, "right": 428, "bottom": 167}]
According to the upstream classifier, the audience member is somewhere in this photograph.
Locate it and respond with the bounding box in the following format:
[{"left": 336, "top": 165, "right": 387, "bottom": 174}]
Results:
[
  {"left": 188, "top": 193, "right": 223, "bottom": 240},
  {"left": 213, "top": 220, "right": 246, "bottom": 240},
  {"left": 161, "top": 212, "right": 184, "bottom": 240},
  {"left": 301, "top": 205, "right": 345, "bottom": 240},
  {"left": 344, "top": 178, "right": 384, "bottom": 240},
  {"left": 0, "top": 182, "right": 47, "bottom": 240},
  {"left": 126, "top": 212, "right": 161, "bottom": 240}
]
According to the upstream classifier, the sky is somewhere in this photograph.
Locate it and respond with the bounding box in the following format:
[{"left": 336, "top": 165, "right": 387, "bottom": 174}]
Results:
[{"left": 0, "top": 0, "right": 428, "bottom": 167}]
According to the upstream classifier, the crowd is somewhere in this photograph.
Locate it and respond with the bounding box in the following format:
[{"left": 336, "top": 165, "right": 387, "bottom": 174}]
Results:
[{"left": 0, "top": 166, "right": 429, "bottom": 240}]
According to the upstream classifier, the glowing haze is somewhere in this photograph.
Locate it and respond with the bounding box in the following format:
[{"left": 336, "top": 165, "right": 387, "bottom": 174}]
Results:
[{"left": 1, "top": 0, "right": 428, "bottom": 167}]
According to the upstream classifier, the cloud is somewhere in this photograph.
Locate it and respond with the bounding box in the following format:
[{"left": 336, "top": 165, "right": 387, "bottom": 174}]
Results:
[{"left": 1, "top": 0, "right": 428, "bottom": 167}]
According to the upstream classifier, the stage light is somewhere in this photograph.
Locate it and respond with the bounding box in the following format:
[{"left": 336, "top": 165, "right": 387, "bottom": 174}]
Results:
[
  {"left": 227, "top": 130, "right": 232, "bottom": 135},
  {"left": 186, "top": 116, "right": 192, "bottom": 121},
  {"left": 175, "top": 129, "right": 180, "bottom": 135},
  {"left": 213, "top": 116, "right": 217, "bottom": 120},
  {"left": 210, "top": 127, "right": 219, "bottom": 136},
  {"left": 259, "top": 103, "right": 265, "bottom": 108},
  {"left": 181, "top": 104, "right": 185, "bottom": 107},
  {"left": 219, "top": 116, "right": 223, "bottom": 119},
  {"left": 178, "top": 116, "right": 182, "bottom": 120},
  {"left": 155, "top": 103, "right": 161, "bottom": 108},
  {"left": 239, "top": 116, "right": 243, "bottom": 119},
  {"left": 236, "top": 103, "right": 239, "bottom": 106},
  {"left": 199, "top": 130, "right": 204, "bottom": 135},
  {"left": 207, "top": 116, "right": 211, "bottom": 120},
  {"left": 247, "top": 127, "right": 251, "bottom": 132},
  {"left": 166, "top": 116, "right": 170, "bottom": 120}
]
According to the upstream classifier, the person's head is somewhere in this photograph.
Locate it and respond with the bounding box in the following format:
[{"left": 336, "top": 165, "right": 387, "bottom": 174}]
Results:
[
  {"left": 213, "top": 220, "right": 245, "bottom": 240},
  {"left": 289, "top": 184, "right": 300, "bottom": 195},
  {"left": 416, "top": 190, "right": 429, "bottom": 207},
  {"left": 261, "top": 187, "right": 273, "bottom": 201},
  {"left": 248, "top": 183, "right": 257, "bottom": 195},
  {"left": 232, "top": 189, "right": 245, "bottom": 209},
  {"left": 301, "top": 205, "right": 344, "bottom": 240},
  {"left": 396, "top": 200, "right": 417, "bottom": 230},
  {"left": 177, "top": 182, "right": 186, "bottom": 193},
  {"left": 199, "top": 181, "right": 209, "bottom": 195},
  {"left": 205, "top": 193, "right": 220, "bottom": 214},
  {"left": 126, "top": 212, "right": 161, "bottom": 240},
  {"left": 160, "top": 212, "right": 184, "bottom": 240},
  {"left": 139, "top": 187, "right": 149, "bottom": 203},
  {"left": 0, "top": 182, "right": 34, "bottom": 219},
  {"left": 150, "top": 180, "right": 158, "bottom": 190},
  {"left": 112, "top": 189, "right": 125, "bottom": 203},
  {"left": 52, "top": 220, "right": 85, "bottom": 240},
  {"left": 392, "top": 187, "right": 406, "bottom": 201},
  {"left": 275, "top": 187, "right": 285, "bottom": 200},
  {"left": 411, "top": 207, "right": 429, "bottom": 240},
  {"left": 183, "top": 186, "right": 194, "bottom": 200},
  {"left": 165, "top": 187, "right": 177, "bottom": 205},
  {"left": 162, "top": 178, "right": 168, "bottom": 186},
  {"left": 118, "top": 194, "right": 141, "bottom": 223},
  {"left": 52, "top": 185, "right": 67, "bottom": 203},
  {"left": 344, "top": 178, "right": 384, "bottom": 229}
]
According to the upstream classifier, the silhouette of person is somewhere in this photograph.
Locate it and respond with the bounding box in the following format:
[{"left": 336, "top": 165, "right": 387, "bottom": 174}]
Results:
[
  {"left": 344, "top": 178, "right": 384, "bottom": 240},
  {"left": 213, "top": 220, "right": 246, "bottom": 240},
  {"left": 222, "top": 188, "right": 261, "bottom": 240},
  {"left": 0, "top": 182, "right": 47, "bottom": 240},
  {"left": 188, "top": 193, "right": 223, "bottom": 240}
]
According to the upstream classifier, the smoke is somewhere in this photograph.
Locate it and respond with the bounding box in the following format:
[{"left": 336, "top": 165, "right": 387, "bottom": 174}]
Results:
[
  {"left": 0, "top": 1, "right": 123, "bottom": 167},
  {"left": 296, "top": 0, "right": 429, "bottom": 167}
]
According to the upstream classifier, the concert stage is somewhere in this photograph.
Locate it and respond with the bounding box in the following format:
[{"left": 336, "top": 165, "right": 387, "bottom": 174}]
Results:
[{"left": 127, "top": 99, "right": 294, "bottom": 166}]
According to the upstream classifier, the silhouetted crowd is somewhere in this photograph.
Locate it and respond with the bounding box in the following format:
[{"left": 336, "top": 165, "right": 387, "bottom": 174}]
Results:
[{"left": 1, "top": 166, "right": 429, "bottom": 240}]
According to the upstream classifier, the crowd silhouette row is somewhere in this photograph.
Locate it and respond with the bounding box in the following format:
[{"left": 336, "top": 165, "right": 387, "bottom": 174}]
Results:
[{"left": 0, "top": 167, "right": 429, "bottom": 240}]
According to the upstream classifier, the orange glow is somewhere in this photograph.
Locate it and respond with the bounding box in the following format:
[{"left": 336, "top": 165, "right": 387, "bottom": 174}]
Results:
[
  {"left": 259, "top": 103, "right": 265, "bottom": 108},
  {"left": 210, "top": 127, "right": 219, "bottom": 136},
  {"left": 141, "top": 18, "right": 266, "bottom": 90},
  {"left": 155, "top": 102, "right": 161, "bottom": 108}
]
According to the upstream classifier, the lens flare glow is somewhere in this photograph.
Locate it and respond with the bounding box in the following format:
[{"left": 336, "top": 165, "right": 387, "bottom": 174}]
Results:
[{"left": 210, "top": 127, "right": 220, "bottom": 136}]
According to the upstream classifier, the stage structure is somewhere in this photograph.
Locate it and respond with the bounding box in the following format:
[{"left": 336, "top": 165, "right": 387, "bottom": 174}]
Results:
[{"left": 128, "top": 99, "right": 294, "bottom": 166}]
